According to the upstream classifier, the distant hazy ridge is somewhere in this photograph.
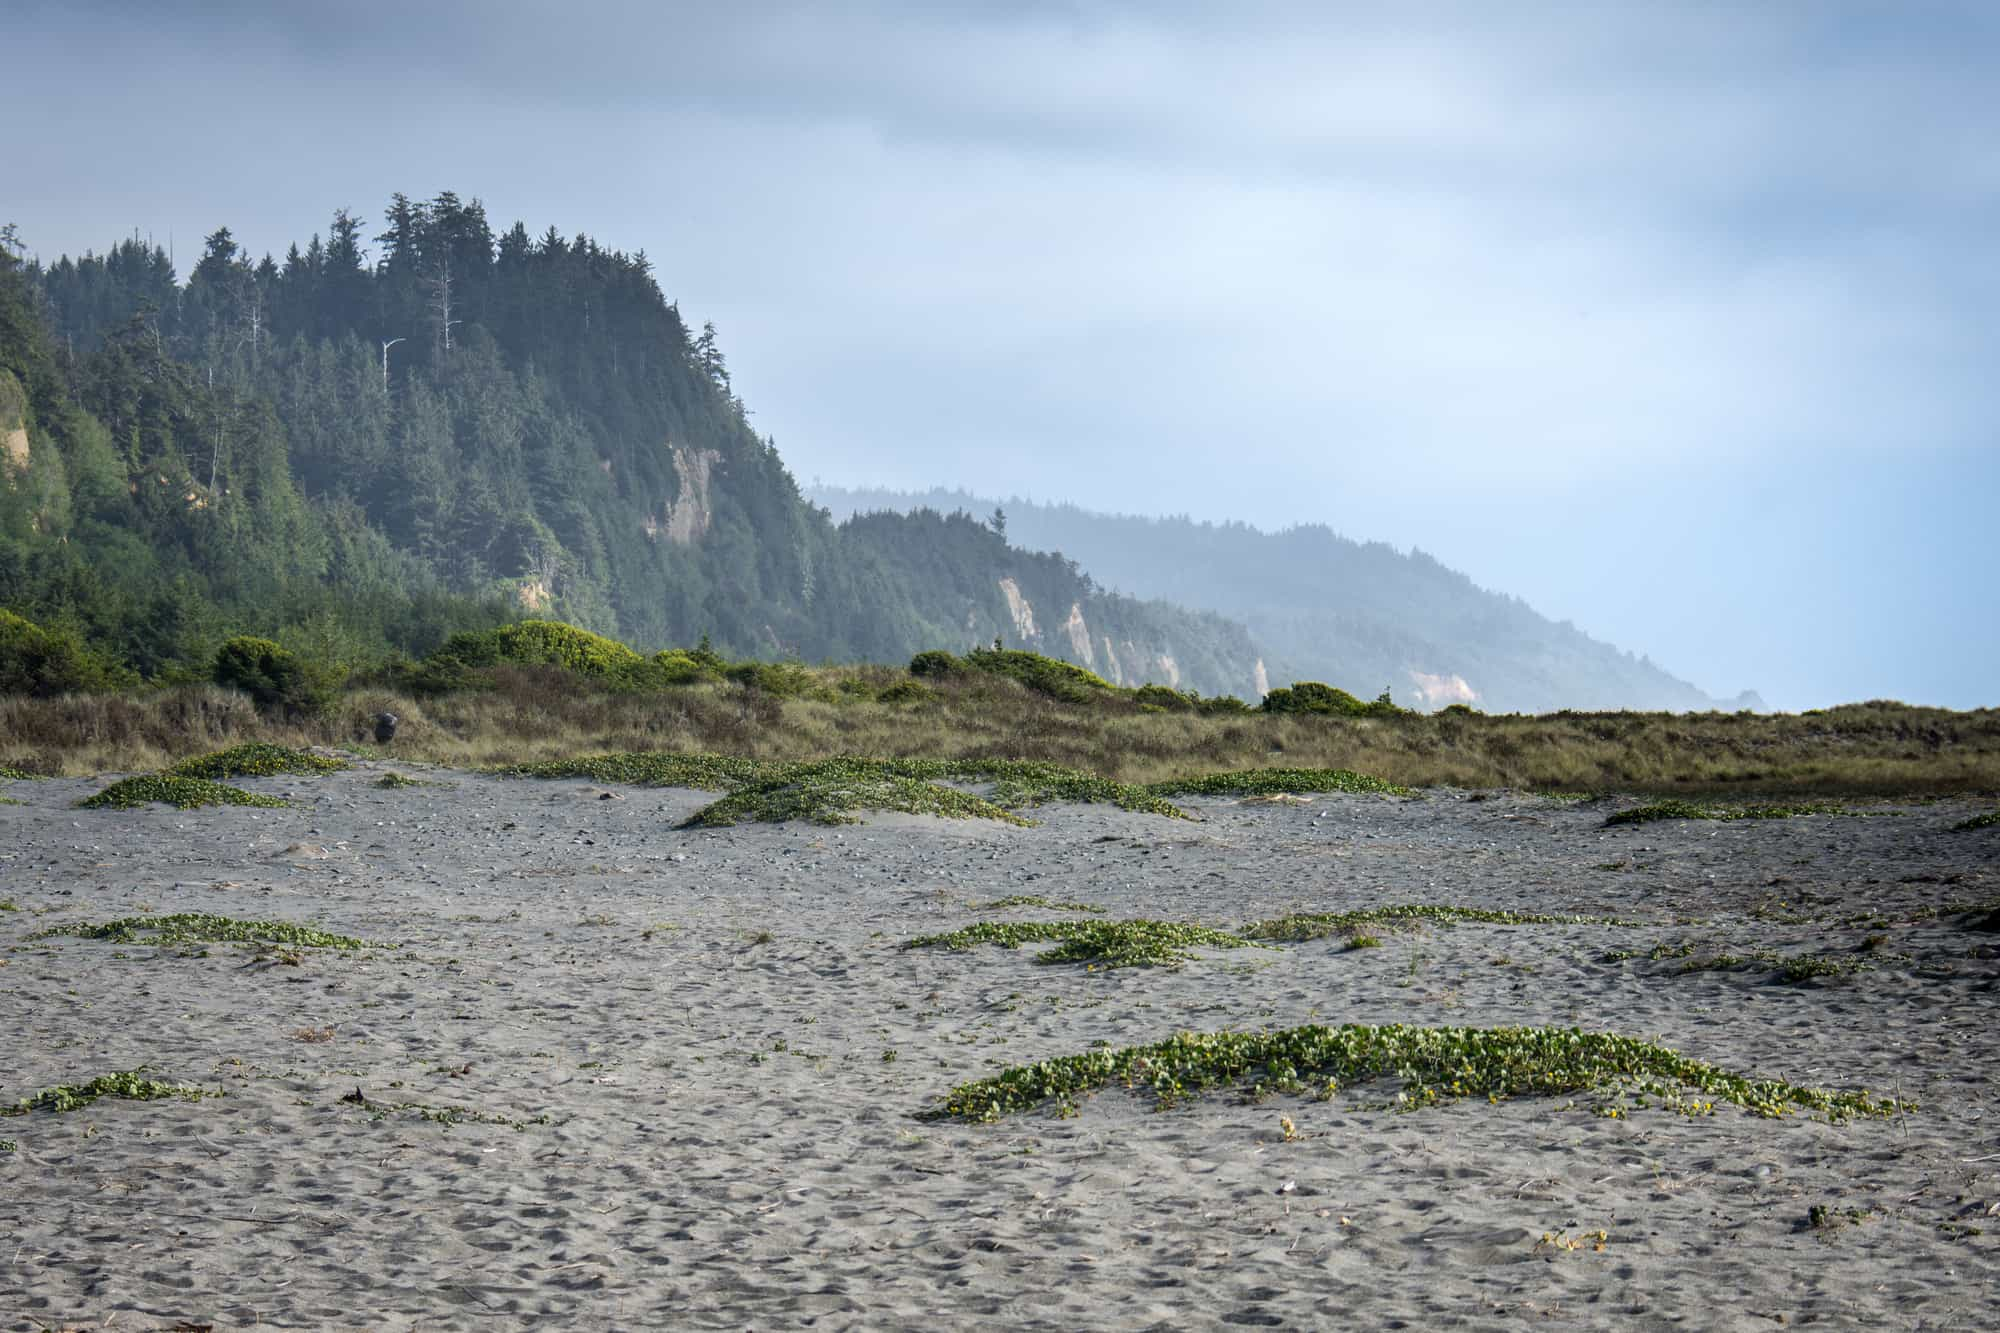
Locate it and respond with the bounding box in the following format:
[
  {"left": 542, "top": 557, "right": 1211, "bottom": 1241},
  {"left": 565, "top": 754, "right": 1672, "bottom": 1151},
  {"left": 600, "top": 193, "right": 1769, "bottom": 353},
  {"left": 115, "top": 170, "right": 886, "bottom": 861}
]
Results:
[{"left": 811, "top": 486, "right": 1759, "bottom": 715}]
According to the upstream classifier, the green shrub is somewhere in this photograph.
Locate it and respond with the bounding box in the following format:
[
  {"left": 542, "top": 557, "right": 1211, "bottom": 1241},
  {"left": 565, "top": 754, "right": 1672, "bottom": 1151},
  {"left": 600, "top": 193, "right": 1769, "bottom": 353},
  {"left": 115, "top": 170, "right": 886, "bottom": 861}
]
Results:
[
  {"left": 430, "top": 619, "right": 641, "bottom": 678},
  {"left": 908, "top": 650, "right": 962, "bottom": 678},
  {"left": 637, "top": 649, "right": 721, "bottom": 687},
  {"left": 1261, "top": 681, "right": 1408, "bottom": 717},
  {"left": 685, "top": 634, "right": 728, "bottom": 672},
  {"left": 725, "top": 660, "right": 820, "bottom": 698},
  {"left": 1263, "top": 681, "right": 1361, "bottom": 715},
  {"left": 213, "top": 636, "right": 329, "bottom": 717},
  {"left": 964, "top": 647, "right": 1115, "bottom": 704},
  {"left": 386, "top": 654, "right": 489, "bottom": 697},
  {"left": 1132, "top": 684, "right": 1198, "bottom": 712},
  {"left": 1198, "top": 694, "right": 1253, "bottom": 715},
  {"left": 877, "top": 678, "right": 935, "bottom": 704},
  {"left": 0, "top": 609, "right": 128, "bottom": 697}
]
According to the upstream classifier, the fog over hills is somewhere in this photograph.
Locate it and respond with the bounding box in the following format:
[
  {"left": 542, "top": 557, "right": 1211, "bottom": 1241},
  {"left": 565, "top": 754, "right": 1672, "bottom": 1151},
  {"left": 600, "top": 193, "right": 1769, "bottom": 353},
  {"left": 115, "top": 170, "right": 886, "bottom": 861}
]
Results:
[{"left": 811, "top": 485, "right": 1762, "bottom": 715}]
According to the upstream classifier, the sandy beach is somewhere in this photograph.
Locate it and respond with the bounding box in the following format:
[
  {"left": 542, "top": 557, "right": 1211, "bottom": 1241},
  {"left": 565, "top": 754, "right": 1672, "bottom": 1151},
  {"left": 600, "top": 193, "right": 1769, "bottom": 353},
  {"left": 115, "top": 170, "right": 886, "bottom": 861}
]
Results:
[{"left": 3, "top": 763, "right": 1996, "bottom": 1329}]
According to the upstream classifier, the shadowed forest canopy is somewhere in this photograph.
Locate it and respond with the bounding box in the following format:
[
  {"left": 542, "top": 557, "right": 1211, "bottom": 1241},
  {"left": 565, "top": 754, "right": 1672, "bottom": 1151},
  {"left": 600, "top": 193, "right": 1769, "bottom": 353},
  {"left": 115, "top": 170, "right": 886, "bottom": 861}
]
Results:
[{"left": 0, "top": 196, "right": 1259, "bottom": 696}]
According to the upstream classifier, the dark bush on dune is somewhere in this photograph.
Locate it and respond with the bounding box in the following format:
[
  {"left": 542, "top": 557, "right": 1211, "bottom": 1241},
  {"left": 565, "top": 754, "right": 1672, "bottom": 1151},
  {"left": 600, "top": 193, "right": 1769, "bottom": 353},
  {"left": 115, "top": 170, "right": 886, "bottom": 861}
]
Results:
[
  {"left": 1262, "top": 680, "right": 1409, "bottom": 718},
  {"left": 429, "top": 620, "right": 641, "bottom": 678},
  {"left": 213, "top": 635, "right": 330, "bottom": 718},
  {"left": 908, "top": 650, "right": 962, "bottom": 679},
  {"left": 0, "top": 610, "right": 129, "bottom": 697},
  {"left": 426, "top": 620, "right": 732, "bottom": 693},
  {"left": 725, "top": 660, "right": 821, "bottom": 698},
  {"left": 645, "top": 649, "right": 721, "bottom": 686},
  {"left": 962, "top": 646, "right": 1117, "bottom": 704}
]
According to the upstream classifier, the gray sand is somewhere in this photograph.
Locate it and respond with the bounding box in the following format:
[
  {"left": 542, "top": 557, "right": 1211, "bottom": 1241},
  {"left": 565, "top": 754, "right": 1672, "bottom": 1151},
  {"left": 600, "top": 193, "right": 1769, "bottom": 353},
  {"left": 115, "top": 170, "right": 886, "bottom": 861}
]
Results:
[{"left": 2, "top": 767, "right": 1996, "bottom": 1329}]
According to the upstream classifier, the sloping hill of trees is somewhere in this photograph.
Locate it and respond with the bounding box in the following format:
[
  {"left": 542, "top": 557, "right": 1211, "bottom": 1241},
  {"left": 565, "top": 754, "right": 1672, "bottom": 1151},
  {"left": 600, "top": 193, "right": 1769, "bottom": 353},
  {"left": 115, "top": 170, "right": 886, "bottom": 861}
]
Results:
[
  {"left": 0, "top": 198, "right": 1260, "bottom": 696},
  {"left": 811, "top": 486, "right": 1761, "bottom": 714}
]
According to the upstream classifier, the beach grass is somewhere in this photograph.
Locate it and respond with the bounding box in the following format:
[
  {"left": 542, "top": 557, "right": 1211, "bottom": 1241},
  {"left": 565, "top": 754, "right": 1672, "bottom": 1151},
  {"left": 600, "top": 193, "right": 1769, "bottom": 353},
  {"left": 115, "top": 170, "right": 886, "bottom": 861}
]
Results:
[
  {"left": 1145, "top": 767, "right": 1410, "bottom": 798},
  {"left": 8, "top": 672, "right": 1994, "bottom": 797}
]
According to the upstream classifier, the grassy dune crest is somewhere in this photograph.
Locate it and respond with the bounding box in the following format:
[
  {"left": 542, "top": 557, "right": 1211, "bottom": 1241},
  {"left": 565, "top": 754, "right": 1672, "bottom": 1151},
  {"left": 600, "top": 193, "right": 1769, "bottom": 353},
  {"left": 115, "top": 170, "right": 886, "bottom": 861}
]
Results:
[{"left": 4, "top": 650, "right": 1995, "bottom": 798}]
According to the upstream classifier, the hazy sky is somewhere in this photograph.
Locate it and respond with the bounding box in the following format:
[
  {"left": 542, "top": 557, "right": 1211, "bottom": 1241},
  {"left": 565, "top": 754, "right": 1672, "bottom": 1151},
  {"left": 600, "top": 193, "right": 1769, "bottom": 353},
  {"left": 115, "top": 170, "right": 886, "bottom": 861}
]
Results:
[{"left": 14, "top": 1, "right": 1998, "bottom": 709}]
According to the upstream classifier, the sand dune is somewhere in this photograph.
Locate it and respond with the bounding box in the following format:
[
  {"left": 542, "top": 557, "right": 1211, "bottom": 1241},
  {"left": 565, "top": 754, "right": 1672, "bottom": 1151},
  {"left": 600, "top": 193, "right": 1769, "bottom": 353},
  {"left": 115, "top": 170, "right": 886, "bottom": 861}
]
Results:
[{"left": 3, "top": 766, "right": 1996, "bottom": 1329}]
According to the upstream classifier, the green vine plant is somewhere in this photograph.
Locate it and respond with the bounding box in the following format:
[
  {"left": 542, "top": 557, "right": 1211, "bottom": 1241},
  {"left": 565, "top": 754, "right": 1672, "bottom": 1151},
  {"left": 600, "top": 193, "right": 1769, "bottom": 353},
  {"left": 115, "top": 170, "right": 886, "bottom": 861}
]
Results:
[
  {"left": 1243, "top": 905, "right": 1644, "bottom": 942},
  {"left": 928, "top": 1024, "right": 1915, "bottom": 1125},
  {"left": 903, "top": 919, "right": 1265, "bottom": 968},
  {"left": 166, "top": 743, "right": 348, "bottom": 779},
  {"left": 4, "top": 1070, "right": 218, "bottom": 1116},
  {"left": 76, "top": 775, "right": 288, "bottom": 810},
  {"left": 34, "top": 914, "right": 382, "bottom": 951}
]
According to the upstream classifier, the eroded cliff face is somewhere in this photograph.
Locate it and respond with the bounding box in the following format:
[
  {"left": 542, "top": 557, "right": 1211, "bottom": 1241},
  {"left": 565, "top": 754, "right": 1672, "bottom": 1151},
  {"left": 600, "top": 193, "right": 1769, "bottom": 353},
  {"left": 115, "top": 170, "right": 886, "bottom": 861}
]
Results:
[
  {"left": 1, "top": 369, "right": 29, "bottom": 478},
  {"left": 998, "top": 577, "right": 1038, "bottom": 640},
  {"left": 1100, "top": 635, "right": 1123, "bottom": 683},
  {"left": 516, "top": 577, "right": 553, "bottom": 612},
  {"left": 644, "top": 444, "right": 722, "bottom": 546},
  {"left": 1061, "top": 602, "right": 1094, "bottom": 667},
  {"left": 985, "top": 578, "right": 1254, "bottom": 696},
  {"left": 1407, "top": 669, "right": 1477, "bottom": 707}
]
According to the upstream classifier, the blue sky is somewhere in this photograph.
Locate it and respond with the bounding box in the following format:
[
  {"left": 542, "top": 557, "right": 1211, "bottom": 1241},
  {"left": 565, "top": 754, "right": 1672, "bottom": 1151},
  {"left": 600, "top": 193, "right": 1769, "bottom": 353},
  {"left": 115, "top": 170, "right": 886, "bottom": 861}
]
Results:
[{"left": 12, "top": 1, "right": 1997, "bottom": 708}]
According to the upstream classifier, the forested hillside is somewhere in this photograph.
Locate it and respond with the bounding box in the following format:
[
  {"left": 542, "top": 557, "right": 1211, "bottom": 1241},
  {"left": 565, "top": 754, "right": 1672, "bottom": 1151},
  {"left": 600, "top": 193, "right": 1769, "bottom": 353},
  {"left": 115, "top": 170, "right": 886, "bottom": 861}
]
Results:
[
  {"left": 812, "top": 486, "right": 1762, "bottom": 714},
  {"left": 0, "top": 199, "right": 1260, "bottom": 696}
]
